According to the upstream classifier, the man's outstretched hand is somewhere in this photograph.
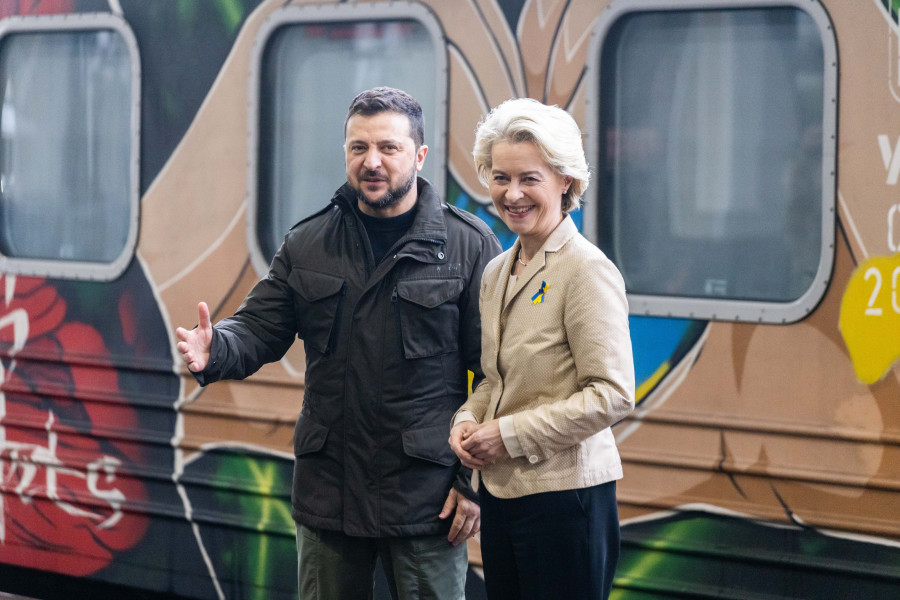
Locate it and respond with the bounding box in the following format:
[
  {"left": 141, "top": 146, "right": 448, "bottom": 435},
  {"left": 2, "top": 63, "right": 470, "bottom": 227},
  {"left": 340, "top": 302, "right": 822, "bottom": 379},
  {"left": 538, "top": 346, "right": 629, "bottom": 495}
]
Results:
[{"left": 175, "top": 302, "right": 212, "bottom": 372}]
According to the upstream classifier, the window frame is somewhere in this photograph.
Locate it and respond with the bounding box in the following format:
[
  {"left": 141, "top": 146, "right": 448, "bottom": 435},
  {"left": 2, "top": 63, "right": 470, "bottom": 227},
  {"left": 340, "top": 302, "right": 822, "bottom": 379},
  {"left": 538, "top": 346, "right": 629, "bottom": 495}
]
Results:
[
  {"left": 246, "top": 1, "right": 448, "bottom": 276},
  {"left": 0, "top": 12, "right": 141, "bottom": 281},
  {"left": 584, "top": 0, "right": 838, "bottom": 324}
]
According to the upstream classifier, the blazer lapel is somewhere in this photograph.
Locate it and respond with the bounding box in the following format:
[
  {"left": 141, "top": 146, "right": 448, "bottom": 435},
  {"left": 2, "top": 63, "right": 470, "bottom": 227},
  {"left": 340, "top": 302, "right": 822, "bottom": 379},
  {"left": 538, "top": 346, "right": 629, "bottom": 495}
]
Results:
[
  {"left": 488, "top": 248, "right": 515, "bottom": 370},
  {"left": 501, "top": 215, "right": 579, "bottom": 317},
  {"left": 506, "top": 250, "right": 546, "bottom": 312},
  {"left": 483, "top": 249, "right": 514, "bottom": 421},
  {"left": 487, "top": 217, "right": 579, "bottom": 421},
  {"left": 489, "top": 249, "right": 546, "bottom": 420},
  {"left": 500, "top": 239, "right": 525, "bottom": 313}
]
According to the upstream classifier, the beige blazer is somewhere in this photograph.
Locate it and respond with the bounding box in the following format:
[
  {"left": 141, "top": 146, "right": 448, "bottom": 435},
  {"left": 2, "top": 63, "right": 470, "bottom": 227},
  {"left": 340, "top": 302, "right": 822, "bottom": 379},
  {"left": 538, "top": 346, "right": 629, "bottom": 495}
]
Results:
[{"left": 457, "top": 215, "right": 635, "bottom": 498}]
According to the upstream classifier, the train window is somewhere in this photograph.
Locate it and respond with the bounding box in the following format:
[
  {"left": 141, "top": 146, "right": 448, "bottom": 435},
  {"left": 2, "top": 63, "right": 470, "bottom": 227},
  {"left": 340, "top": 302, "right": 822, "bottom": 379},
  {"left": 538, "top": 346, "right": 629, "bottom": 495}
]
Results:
[
  {"left": 0, "top": 14, "right": 139, "bottom": 280},
  {"left": 587, "top": 0, "right": 837, "bottom": 323},
  {"left": 249, "top": 3, "right": 446, "bottom": 270}
]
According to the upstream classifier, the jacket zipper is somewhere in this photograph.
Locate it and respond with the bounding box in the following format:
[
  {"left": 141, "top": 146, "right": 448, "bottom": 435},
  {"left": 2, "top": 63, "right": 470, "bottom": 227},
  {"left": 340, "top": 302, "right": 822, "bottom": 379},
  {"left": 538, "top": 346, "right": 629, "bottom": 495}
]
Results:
[{"left": 391, "top": 285, "right": 403, "bottom": 358}]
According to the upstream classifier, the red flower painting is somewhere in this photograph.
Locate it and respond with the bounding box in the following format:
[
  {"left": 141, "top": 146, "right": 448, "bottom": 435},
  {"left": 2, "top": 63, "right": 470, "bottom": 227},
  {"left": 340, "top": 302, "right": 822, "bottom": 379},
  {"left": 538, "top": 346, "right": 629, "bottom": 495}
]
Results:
[{"left": 0, "top": 275, "right": 148, "bottom": 575}]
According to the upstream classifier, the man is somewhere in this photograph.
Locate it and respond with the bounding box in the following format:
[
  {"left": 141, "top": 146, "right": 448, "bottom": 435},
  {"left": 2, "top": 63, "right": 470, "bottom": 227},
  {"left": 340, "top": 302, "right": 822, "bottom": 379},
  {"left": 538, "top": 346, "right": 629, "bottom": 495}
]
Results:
[{"left": 176, "top": 87, "right": 501, "bottom": 599}]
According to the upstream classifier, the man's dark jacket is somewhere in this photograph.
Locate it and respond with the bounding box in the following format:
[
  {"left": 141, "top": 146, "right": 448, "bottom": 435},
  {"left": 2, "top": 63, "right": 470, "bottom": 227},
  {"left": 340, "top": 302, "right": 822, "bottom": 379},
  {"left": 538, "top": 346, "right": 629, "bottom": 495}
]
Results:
[{"left": 196, "top": 178, "right": 501, "bottom": 537}]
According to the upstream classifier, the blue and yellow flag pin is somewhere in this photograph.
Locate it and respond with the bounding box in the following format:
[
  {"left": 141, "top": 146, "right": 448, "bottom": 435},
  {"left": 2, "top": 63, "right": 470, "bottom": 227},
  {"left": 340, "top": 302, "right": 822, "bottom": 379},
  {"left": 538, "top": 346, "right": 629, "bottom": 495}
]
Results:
[{"left": 531, "top": 281, "right": 549, "bottom": 304}]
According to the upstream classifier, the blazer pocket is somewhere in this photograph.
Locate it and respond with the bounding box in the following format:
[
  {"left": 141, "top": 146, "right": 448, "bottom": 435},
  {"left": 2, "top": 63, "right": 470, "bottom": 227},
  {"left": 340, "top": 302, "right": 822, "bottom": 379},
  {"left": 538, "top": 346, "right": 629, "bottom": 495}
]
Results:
[
  {"left": 534, "top": 447, "right": 577, "bottom": 482},
  {"left": 288, "top": 268, "right": 346, "bottom": 354},
  {"left": 293, "top": 414, "right": 329, "bottom": 457},
  {"left": 396, "top": 278, "right": 464, "bottom": 359},
  {"left": 401, "top": 424, "right": 457, "bottom": 466}
]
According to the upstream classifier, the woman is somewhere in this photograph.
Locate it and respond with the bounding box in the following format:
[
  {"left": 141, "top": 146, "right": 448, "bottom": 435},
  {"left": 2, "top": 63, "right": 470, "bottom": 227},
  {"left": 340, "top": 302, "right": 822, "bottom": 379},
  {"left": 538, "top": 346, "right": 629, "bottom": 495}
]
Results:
[{"left": 450, "top": 98, "right": 635, "bottom": 600}]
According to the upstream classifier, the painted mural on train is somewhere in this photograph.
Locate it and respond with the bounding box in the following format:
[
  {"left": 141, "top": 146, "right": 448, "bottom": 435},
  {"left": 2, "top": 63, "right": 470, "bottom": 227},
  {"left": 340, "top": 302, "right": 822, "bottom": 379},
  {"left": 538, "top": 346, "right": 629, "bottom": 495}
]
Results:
[{"left": 1, "top": 0, "right": 899, "bottom": 598}]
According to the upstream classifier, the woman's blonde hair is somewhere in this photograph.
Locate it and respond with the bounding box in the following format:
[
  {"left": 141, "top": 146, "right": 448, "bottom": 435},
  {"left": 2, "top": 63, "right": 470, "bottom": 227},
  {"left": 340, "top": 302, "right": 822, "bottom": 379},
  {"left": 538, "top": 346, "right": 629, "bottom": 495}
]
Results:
[{"left": 473, "top": 98, "right": 589, "bottom": 212}]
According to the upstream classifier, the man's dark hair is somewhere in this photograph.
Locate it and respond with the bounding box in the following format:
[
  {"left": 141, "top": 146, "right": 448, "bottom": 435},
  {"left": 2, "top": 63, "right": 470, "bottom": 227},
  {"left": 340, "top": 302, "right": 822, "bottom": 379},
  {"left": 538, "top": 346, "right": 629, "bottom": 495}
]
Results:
[{"left": 345, "top": 87, "right": 425, "bottom": 148}]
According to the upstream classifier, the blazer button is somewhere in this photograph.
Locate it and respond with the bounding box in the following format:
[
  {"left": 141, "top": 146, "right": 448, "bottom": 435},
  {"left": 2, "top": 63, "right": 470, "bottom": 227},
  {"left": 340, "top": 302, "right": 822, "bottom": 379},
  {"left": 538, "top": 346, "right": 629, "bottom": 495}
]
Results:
[{"left": 528, "top": 455, "right": 539, "bottom": 464}]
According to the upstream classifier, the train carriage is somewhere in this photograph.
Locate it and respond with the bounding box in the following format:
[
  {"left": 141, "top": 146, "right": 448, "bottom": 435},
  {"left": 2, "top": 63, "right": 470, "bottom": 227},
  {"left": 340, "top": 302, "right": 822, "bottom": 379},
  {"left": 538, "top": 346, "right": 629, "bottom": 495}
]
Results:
[{"left": 0, "top": 0, "right": 899, "bottom": 598}]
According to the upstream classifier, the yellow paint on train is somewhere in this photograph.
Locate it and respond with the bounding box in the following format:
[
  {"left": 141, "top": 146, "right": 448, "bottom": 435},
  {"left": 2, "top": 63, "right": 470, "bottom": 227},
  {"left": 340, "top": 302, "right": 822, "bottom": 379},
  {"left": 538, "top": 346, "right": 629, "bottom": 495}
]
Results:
[{"left": 840, "top": 253, "right": 900, "bottom": 384}]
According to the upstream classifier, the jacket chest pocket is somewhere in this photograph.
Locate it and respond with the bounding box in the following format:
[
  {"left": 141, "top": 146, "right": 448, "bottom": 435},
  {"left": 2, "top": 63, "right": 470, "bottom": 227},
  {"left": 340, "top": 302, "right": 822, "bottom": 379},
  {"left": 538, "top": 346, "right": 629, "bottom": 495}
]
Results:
[
  {"left": 395, "top": 277, "right": 464, "bottom": 359},
  {"left": 288, "top": 268, "right": 346, "bottom": 354}
]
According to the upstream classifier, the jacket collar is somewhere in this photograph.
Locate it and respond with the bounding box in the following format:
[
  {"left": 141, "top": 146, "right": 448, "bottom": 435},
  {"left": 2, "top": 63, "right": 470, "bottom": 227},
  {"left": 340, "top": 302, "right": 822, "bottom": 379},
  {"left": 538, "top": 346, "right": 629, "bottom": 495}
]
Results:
[
  {"left": 333, "top": 177, "right": 447, "bottom": 242},
  {"left": 500, "top": 214, "right": 578, "bottom": 311}
]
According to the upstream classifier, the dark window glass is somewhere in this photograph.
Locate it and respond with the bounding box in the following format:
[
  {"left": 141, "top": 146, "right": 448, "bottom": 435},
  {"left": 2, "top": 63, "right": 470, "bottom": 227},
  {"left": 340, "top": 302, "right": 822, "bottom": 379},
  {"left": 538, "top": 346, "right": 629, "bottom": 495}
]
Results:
[
  {"left": 0, "top": 30, "right": 133, "bottom": 263},
  {"left": 257, "top": 20, "right": 438, "bottom": 261},
  {"left": 597, "top": 8, "right": 826, "bottom": 303}
]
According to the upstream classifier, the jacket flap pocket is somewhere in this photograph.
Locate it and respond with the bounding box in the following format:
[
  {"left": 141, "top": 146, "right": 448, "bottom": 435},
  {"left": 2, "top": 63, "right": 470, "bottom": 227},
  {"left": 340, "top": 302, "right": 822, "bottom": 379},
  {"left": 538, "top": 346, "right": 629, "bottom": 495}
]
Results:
[
  {"left": 293, "top": 414, "right": 328, "bottom": 456},
  {"left": 397, "top": 278, "right": 464, "bottom": 309},
  {"left": 402, "top": 424, "right": 457, "bottom": 466},
  {"left": 288, "top": 269, "right": 345, "bottom": 303}
]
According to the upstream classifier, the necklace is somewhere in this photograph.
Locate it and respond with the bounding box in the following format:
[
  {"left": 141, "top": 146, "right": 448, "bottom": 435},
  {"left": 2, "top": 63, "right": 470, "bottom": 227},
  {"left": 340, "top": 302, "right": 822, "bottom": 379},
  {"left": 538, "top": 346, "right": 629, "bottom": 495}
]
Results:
[{"left": 517, "top": 251, "right": 529, "bottom": 267}]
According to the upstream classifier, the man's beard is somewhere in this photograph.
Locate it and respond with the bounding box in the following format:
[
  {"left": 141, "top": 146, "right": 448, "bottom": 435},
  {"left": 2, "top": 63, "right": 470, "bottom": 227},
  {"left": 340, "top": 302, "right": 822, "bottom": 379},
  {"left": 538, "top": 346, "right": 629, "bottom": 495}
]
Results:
[{"left": 355, "top": 167, "right": 417, "bottom": 210}]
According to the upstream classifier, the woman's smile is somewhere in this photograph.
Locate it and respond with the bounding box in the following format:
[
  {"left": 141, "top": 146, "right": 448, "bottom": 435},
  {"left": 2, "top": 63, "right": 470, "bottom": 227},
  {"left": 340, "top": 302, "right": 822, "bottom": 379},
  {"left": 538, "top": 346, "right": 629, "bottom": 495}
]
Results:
[{"left": 489, "top": 140, "right": 571, "bottom": 254}]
